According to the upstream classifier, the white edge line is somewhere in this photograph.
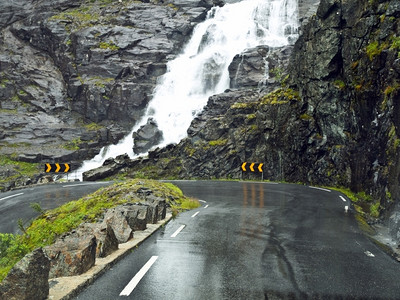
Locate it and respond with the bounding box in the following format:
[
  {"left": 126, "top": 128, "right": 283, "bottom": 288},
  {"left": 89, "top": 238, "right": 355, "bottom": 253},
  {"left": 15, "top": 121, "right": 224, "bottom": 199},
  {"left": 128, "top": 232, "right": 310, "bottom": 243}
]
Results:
[
  {"left": 62, "top": 182, "right": 110, "bottom": 188},
  {"left": 264, "top": 182, "right": 279, "bottom": 184},
  {"left": 204, "top": 205, "right": 209, "bottom": 209},
  {"left": 0, "top": 192, "right": 24, "bottom": 202},
  {"left": 171, "top": 225, "right": 185, "bottom": 238},
  {"left": 191, "top": 211, "right": 200, "bottom": 218},
  {"left": 340, "top": 195, "right": 347, "bottom": 202},
  {"left": 309, "top": 186, "right": 331, "bottom": 192},
  {"left": 198, "top": 200, "right": 207, "bottom": 203},
  {"left": 119, "top": 256, "right": 158, "bottom": 296}
]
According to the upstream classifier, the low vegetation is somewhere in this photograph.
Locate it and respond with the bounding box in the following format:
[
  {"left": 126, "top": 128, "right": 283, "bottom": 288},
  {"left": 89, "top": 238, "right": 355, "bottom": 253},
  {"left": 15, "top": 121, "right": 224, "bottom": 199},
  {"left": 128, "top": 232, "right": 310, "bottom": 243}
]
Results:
[
  {"left": 0, "top": 179, "right": 199, "bottom": 282},
  {"left": 0, "top": 156, "right": 39, "bottom": 191}
]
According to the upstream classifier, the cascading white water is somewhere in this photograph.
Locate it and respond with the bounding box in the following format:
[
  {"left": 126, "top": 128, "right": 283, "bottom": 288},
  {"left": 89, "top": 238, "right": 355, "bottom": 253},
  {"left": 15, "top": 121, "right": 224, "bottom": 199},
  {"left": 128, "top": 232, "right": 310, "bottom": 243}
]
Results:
[{"left": 73, "top": 0, "right": 298, "bottom": 180}]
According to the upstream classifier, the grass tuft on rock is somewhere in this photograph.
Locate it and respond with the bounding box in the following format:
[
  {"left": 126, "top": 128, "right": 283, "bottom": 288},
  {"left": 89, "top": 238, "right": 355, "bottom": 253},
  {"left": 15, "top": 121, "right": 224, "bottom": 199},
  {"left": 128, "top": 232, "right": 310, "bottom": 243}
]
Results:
[{"left": 0, "top": 179, "right": 198, "bottom": 282}]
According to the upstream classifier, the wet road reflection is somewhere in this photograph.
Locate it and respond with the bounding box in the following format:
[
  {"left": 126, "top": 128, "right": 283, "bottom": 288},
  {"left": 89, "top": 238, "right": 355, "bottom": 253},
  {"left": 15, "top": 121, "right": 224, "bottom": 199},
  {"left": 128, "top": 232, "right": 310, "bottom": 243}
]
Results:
[{"left": 74, "top": 181, "right": 400, "bottom": 300}]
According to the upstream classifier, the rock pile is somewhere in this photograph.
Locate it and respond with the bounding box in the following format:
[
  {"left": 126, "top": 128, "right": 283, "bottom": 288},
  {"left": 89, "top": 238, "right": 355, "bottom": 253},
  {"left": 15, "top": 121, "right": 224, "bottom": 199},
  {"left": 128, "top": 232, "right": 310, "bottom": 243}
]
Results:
[{"left": 0, "top": 199, "right": 168, "bottom": 299}]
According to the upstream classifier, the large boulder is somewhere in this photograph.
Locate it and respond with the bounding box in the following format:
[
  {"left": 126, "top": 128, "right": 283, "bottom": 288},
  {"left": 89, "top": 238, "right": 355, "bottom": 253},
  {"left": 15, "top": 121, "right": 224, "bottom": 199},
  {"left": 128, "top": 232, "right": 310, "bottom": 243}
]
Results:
[
  {"left": 82, "top": 153, "right": 131, "bottom": 181},
  {"left": 117, "top": 203, "right": 149, "bottom": 231},
  {"left": 44, "top": 229, "right": 97, "bottom": 278},
  {"left": 145, "top": 195, "right": 167, "bottom": 222},
  {"left": 0, "top": 248, "right": 50, "bottom": 300},
  {"left": 102, "top": 207, "right": 134, "bottom": 243},
  {"left": 228, "top": 45, "right": 270, "bottom": 88},
  {"left": 132, "top": 118, "right": 163, "bottom": 155},
  {"left": 79, "top": 223, "right": 119, "bottom": 258}
]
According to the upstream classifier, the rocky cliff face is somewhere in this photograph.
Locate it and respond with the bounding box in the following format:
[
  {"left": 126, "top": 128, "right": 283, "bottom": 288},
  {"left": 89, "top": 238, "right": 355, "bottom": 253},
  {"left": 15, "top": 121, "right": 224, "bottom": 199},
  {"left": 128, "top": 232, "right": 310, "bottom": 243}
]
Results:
[
  {"left": 289, "top": 0, "right": 400, "bottom": 212},
  {"left": 0, "top": 0, "right": 220, "bottom": 190},
  {"left": 93, "top": 0, "right": 400, "bottom": 232}
]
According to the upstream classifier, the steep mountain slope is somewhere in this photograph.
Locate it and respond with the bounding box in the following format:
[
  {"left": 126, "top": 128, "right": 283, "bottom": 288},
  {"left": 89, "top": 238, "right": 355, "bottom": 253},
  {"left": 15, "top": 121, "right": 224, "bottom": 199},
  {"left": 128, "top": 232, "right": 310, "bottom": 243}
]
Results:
[{"left": 0, "top": 0, "right": 218, "bottom": 190}]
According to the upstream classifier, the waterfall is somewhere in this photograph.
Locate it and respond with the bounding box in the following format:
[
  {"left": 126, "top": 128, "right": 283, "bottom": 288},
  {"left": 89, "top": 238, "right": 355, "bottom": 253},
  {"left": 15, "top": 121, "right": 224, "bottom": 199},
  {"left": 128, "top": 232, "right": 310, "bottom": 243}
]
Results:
[{"left": 73, "top": 0, "right": 299, "bottom": 180}]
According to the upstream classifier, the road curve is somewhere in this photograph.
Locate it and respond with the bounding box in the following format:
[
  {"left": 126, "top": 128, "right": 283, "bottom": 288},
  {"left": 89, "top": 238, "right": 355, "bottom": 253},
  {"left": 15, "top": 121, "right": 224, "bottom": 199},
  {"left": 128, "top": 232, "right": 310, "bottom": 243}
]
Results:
[
  {"left": 72, "top": 180, "right": 400, "bottom": 299},
  {"left": 0, "top": 181, "right": 112, "bottom": 234}
]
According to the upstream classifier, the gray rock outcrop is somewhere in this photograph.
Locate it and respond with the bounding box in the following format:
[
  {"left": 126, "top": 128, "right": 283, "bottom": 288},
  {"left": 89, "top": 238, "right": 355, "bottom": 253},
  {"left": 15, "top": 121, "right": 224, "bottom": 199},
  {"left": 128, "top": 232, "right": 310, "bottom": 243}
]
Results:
[
  {"left": 132, "top": 118, "right": 164, "bottom": 155},
  {"left": 0, "top": 248, "right": 50, "bottom": 300},
  {"left": 44, "top": 229, "right": 97, "bottom": 278},
  {"left": 229, "top": 46, "right": 270, "bottom": 89},
  {"left": 82, "top": 153, "right": 131, "bottom": 181},
  {"left": 102, "top": 207, "right": 134, "bottom": 244},
  {"left": 79, "top": 223, "right": 119, "bottom": 258}
]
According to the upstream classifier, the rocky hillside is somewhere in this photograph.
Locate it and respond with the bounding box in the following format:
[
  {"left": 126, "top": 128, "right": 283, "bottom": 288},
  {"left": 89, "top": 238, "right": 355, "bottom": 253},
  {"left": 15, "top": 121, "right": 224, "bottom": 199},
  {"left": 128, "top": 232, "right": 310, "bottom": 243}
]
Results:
[
  {"left": 3, "top": 0, "right": 400, "bottom": 239},
  {"left": 85, "top": 0, "right": 400, "bottom": 231},
  {"left": 0, "top": 0, "right": 220, "bottom": 190}
]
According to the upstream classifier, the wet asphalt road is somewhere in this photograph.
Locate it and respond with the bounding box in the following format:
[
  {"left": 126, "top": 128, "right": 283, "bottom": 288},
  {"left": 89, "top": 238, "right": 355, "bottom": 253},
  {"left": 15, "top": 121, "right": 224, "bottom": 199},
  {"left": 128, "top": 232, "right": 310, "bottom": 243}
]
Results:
[
  {"left": 74, "top": 180, "right": 400, "bottom": 299},
  {"left": 0, "top": 181, "right": 112, "bottom": 234}
]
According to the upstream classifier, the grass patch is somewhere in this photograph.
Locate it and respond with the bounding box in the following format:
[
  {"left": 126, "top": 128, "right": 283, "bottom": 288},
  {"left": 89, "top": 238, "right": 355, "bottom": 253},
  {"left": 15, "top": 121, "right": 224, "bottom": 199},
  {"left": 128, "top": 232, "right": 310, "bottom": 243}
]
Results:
[
  {"left": 0, "top": 156, "right": 39, "bottom": 178},
  {"left": 98, "top": 41, "right": 119, "bottom": 51},
  {"left": 260, "top": 88, "right": 300, "bottom": 105},
  {"left": 63, "top": 138, "right": 83, "bottom": 150},
  {"left": 84, "top": 122, "right": 104, "bottom": 131},
  {"left": 366, "top": 40, "right": 388, "bottom": 61},
  {"left": 333, "top": 79, "right": 346, "bottom": 90},
  {"left": 0, "top": 179, "right": 195, "bottom": 282},
  {"left": 299, "top": 113, "right": 313, "bottom": 121},
  {"left": 209, "top": 139, "right": 228, "bottom": 147}
]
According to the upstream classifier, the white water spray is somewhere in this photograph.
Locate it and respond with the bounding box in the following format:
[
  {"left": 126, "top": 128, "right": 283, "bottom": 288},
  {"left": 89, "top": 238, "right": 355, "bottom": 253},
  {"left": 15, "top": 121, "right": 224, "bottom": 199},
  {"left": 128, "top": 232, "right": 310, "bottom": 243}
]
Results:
[{"left": 73, "top": 0, "right": 299, "bottom": 179}]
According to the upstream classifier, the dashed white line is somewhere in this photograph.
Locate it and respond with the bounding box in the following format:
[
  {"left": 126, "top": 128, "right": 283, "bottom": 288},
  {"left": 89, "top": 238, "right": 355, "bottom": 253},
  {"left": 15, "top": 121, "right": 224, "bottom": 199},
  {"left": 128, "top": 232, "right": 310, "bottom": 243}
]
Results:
[
  {"left": 119, "top": 256, "right": 158, "bottom": 296},
  {"left": 309, "top": 186, "right": 331, "bottom": 192},
  {"left": 204, "top": 205, "right": 209, "bottom": 209},
  {"left": 171, "top": 225, "right": 185, "bottom": 238},
  {"left": 198, "top": 199, "right": 207, "bottom": 203},
  {"left": 191, "top": 211, "right": 199, "bottom": 218},
  {"left": 0, "top": 192, "right": 24, "bottom": 202},
  {"left": 339, "top": 195, "right": 347, "bottom": 202}
]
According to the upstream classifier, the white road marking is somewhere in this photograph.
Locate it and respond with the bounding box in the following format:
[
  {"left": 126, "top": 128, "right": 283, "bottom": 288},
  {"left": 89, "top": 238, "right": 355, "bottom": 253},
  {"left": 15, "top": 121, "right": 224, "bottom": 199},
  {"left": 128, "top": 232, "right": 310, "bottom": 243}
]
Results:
[
  {"left": 198, "top": 199, "right": 207, "bottom": 203},
  {"left": 309, "top": 186, "right": 331, "bottom": 192},
  {"left": 171, "top": 225, "right": 185, "bottom": 238},
  {"left": 345, "top": 206, "right": 349, "bottom": 213},
  {"left": 119, "top": 256, "right": 158, "bottom": 296},
  {"left": 364, "top": 251, "right": 375, "bottom": 257},
  {"left": 263, "top": 182, "right": 279, "bottom": 184},
  {"left": 0, "top": 192, "right": 24, "bottom": 202},
  {"left": 340, "top": 195, "right": 347, "bottom": 202},
  {"left": 62, "top": 182, "right": 110, "bottom": 188},
  {"left": 191, "top": 211, "right": 199, "bottom": 218},
  {"left": 204, "top": 205, "right": 209, "bottom": 209}
]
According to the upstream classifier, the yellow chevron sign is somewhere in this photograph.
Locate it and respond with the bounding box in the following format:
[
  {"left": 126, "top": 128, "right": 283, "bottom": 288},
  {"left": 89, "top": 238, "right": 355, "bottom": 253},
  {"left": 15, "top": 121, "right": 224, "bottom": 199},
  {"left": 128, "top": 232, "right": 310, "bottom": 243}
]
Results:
[
  {"left": 44, "top": 163, "right": 71, "bottom": 173},
  {"left": 240, "top": 162, "right": 263, "bottom": 173}
]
